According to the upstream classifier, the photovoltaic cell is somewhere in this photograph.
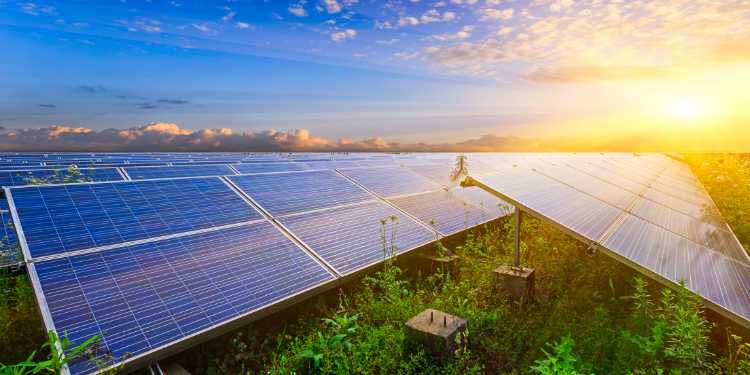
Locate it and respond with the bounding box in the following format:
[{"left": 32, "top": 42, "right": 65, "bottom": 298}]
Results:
[
  {"left": 533, "top": 163, "right": 640, "bottom": 210},
  {"left": 233, "top": 162, "right": 310, "bottom": 174},
  {"left": 303, "top": 160, "right": 360, "bottom": 170},
  {"left": 474, "top": 171, "right": 622, "bottom": 241},
  {"left": 339, "top": 167, "right": 440, "bottom": 198},
  {"left": 228, "top": 170, "right": 373, "bottom": 216},
  {"left": 0, "top": 168, "right": 124, "bottom": 187},
  {"left": 629, "top": 197, "right": 749, "bottom": 264},
  {"left": 11, "top": 178, "right": 261, "bottom": 258},
  {"left": 33, "top": 222, "right": 334, "bottom": 375},
  {"left": 451, "top": 187, "right": 513, "bottom": 218},
  {"left": 279, "top": 201, "right": 435, "bottom": 274},
  {"left": 390, "top": 190, "right": 491, "bottom": 236},
  {"left": 469, "top": 153, "right": 750, "bottom": 328},
  {"left": 124, "top": 165, "right": 235, "bottom": 180},
  {"left": 0, "top": 211, "right": 18, "bottom": 264},
  {"left": 602, "top": 214, "right": 750, "bottom": 321}
]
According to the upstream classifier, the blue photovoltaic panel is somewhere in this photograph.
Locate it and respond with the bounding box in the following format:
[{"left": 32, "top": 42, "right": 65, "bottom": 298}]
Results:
[
  {"left": 473, "top": 170, "right": 622, "bottom": 241},
  {"left": 303, "top": 160, "right": 360, "bottom": 170},
  {"left": 0, "top": 211, "right": 18, "bottom": 264},
  {"left": 11, "top": 178, "right": 261, "bottom": 258},
  {"left": 124, "top": 165, "right": 235, "bottom": 180},
  {"left": 390, "top": 190, "right": 491, "bottom": 236},
  {"left": 34, "top": 222, "right": 334, "bottom": 375},
  {"left": 228, "top": 170, "right": 373, "bottom": 216},
  {"left": 280, "top": 201, "right": 435, "bottom": 274},
  {"left": 451, "top": 187, "right": 513, "bottom": 218},
  {"left": 339, "top": 167, "right": 440, "bottom": 198},
  {"left": 0, "top": 168, "right": 124, "bottom": 187},
  {"left": 233, "top": 162, "right": 309, "bottom": 174}
]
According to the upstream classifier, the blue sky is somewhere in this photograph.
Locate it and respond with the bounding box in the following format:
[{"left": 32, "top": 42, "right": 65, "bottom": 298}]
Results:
[{"left": 1, "top": 0, "right": 749, "bottom": 150}]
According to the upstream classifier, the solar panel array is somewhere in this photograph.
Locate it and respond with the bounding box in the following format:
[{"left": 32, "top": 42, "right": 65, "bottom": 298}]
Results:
[
  {"left": 2, "top": 152, "right": 747, "bottom": 374},
  {"left": 465, "top": 153, "right": 750, "bottom": 330},
  {"left": 3, "top": 152, "right": 512, "bottom": 374}
]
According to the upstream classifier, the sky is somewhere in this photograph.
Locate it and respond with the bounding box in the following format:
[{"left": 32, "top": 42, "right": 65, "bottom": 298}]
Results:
[{"left": 1, "top": 0, "right": 750, "bottom": 152}]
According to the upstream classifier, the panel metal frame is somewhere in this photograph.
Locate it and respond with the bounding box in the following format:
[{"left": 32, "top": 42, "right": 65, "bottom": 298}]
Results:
[
  {"left": 122, "top": 164, "right": 238, "bottom": 180},
  {"left": 4, "top": 186, "right": 68, "bottom": 374},
  {"left": 334, "top": 169, "right": 440, "bottom": 236}
]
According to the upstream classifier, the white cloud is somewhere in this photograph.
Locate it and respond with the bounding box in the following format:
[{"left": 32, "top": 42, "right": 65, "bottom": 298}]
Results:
[
  {"left": 497, "top": 26, "right": 513, "bottom": 36},
  {"left": 221, "top": 7, "right": 236, "bottom": 22},
  {"left": 398, "top": 16, "right": 419, "bottom": 26},
  {"left": 485, "top": 0, "right": 503, "bottom": 4},
  {"left": 235, "top": 22, "right": 252, "bottom": 29},
  {"left": 321, "top": 0, "right": 341, "bottom": 13},
  {"left": 331, "top": 28, "right": 357, "bottom": 42},
  {"left": 119, "top": 17, "right": 162, "bottom": 33},
  {"left": 432, "top": 26, "right": 474, "bottom": 41},
  {"left": 394, "top": 50, "right": 420, "bottom": 60},
  {"left": 450, "top": 0, "right": 478, "bottom": 4},
  {"left": 375, "top": 20, "right": 396, "bottom": 29},
  {"left": 191, "top": 23, "right": 213, "bottom": 33},
  {"left": 288, "top": 4, "right": 308, "bottom": 17},
  {"left": 19, "top": 2, "right": 56, "bottom": 16},
  {"left": 477, "top": 8, "right": 514, "bottom": 20},
  {"left": 376, "top": 38, "right": 400, "bottom": 45},
  {"left": 420, "top": 9, "right": 456, "bottom": 23},
  {"left": 548, "top": 0, "right": 574, "bottom": 12}
]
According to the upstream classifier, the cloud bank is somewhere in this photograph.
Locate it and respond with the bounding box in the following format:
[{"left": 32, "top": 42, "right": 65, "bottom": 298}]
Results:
[
  {"left": 1, "top": 122, "right": 747, "bottom": 153},
  {"left": 0, "top": 123, "right": 546, "bottom": 152}
]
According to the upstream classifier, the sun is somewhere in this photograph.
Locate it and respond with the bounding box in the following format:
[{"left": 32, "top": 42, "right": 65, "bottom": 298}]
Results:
[{"left": 665, "top": 96, "right": 711, "bottom": 122}]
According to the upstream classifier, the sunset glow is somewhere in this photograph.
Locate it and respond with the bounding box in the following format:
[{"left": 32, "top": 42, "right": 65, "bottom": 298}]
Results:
[{"left": 1, "top": 0, "right": 749, "bottom": 151}]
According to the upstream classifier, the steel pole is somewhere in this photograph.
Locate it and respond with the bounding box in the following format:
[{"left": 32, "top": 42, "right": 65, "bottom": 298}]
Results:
[{"left": 514, "top": 206, "right": 521, "bottom": 267}]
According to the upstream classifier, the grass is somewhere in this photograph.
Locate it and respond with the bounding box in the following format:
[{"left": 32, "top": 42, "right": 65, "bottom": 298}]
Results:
[{"left": 185, "top": 213, "right": 749, "bottom": 374}]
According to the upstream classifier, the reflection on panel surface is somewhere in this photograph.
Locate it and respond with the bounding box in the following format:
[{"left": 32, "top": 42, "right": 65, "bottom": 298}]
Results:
[
  {"left": 0, "top": 168, "right": 124, "bottom": 187},
  {"left": 34, "top": 222, "right": 333, "bottom": 375},
  {"left": 125, "top": 165, "right": 235, "bottom": 180},
  {"left": 233, "top": 162, "right": 309, "bottom": 174},
  {"left": 229, "top": 170, "right": 373, "bottom": 216},
  {"left": 11, "top": 178, "right": 261, "bottom": 258},
  {"left": 280, "top": 201, "right": 435, "bottom": 274},
  {"left": 339, "top": 166, "right": 440, "bottom": 198},
  {"left": 476, "top": 171, "right": 622, "bottom": 241},
  {"left": 390, "top": 190, "right": 490, "bottom": 236}
]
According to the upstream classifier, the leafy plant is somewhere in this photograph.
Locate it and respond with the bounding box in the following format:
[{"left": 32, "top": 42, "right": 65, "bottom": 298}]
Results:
[
  {"left": 0, "top": 331, "right": 99, "bottom": 375},
  {"left": 24, "top": 165, "right": 92, "bottom": 186},
  {"left": 530, "top": 336, "right": 586, "bottom": 375}
]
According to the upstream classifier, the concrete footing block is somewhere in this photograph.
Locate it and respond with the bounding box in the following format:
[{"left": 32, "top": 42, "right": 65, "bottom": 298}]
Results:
[
  {"left": 405, "top": 308, "right": 467, "bottom": 361},
  {"left": 494, "top": 265, "right": 535, "bottom": 301},
  {"left": 419, "top": 249, "right": 460, "bottom": 277}
]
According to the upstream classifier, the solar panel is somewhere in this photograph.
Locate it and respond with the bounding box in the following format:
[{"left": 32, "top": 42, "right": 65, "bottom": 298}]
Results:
[
  {"left": 32, "top": 222, "right": 334, "bottom": 375},
  {"left": 339, "top": 167, "right": 440, "bottom": 198},
  {"left": 475, "top": 170, "right": 622, "bottom": 241},
  {"left": 233, "top": 162, "right": 310, "bottom": 174},
  {"left": 601, "top": 214, "right": 750, "bottom": 321},
  {"left": 0, "top": 168, "right": 124, "bottom": 187},
  {"left": 124, "top": 165, "right": 235, "bottom": 180},
  {"left": 390, "top": 190, "right": 491, "bottom": 236},
  {"left": 451, "top": 187, "right": 514, "bottom": 218},
  {"left": 303, "top": 160, "right": 360, "bottom": 170},
  {"left": 466, "top": 153, "right": 750, "bottom": 329},
  {"left": 9, "top": 178, "right": 261, "bottom": 258},
  {"left": 279, "top": 201, "right": 435, "bottom": 274},
  {"left": 228, "top": 170, "right": 373, "bottom": 216},
  {"left": 629, "top": 197, "right": 749, "bottom": 264},
  {"left": 532, "top": 163, "right": 640, "bottom": 210},
  {"left": 0, "top": 210, "right": 18, "bottom": 264}
]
